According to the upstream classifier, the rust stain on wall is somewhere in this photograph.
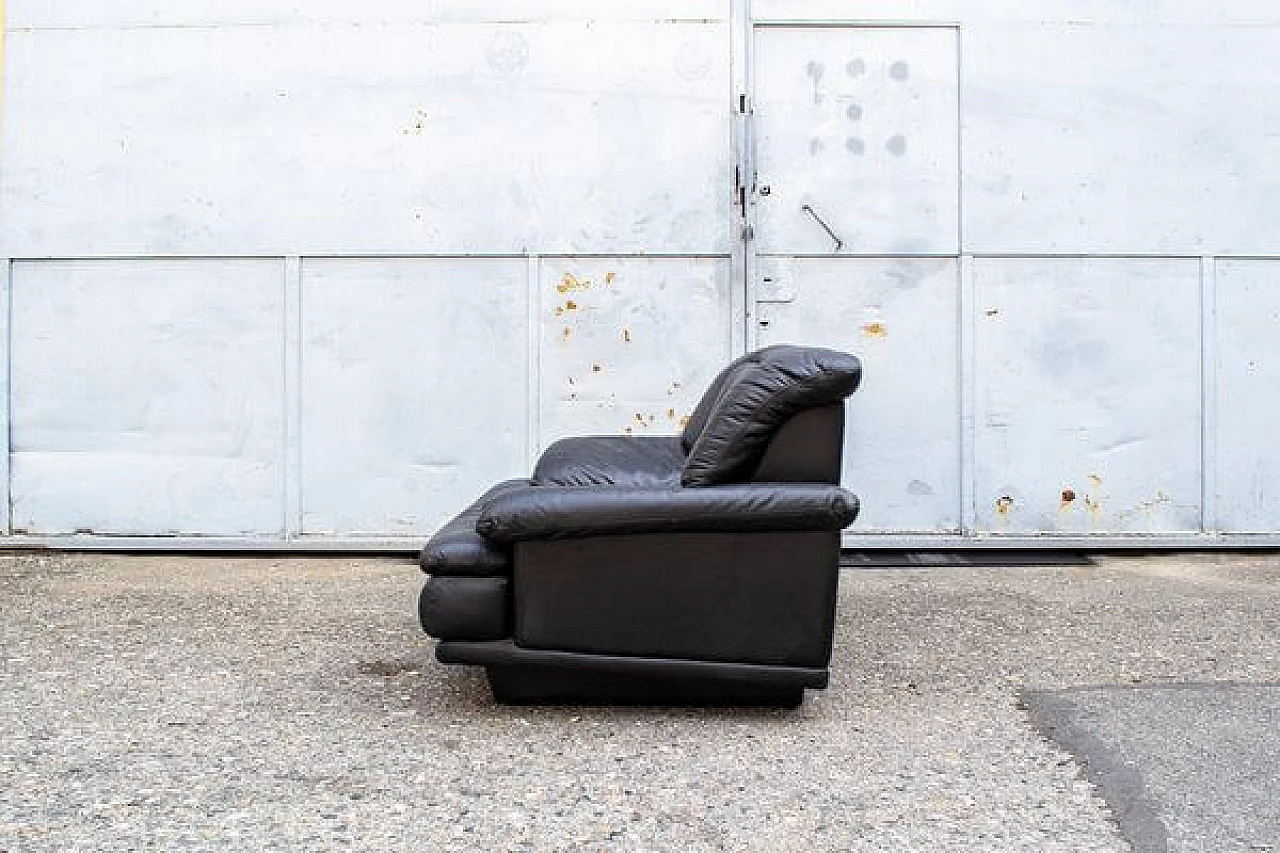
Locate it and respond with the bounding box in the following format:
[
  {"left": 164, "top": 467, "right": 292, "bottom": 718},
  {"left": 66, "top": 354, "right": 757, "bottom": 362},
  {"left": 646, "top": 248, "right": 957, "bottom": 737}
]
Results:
[
  {"left": 862, "top": 322, "right": 888, "bottom": 338},
  {"left": 1084, "top": 474, "right": 1104, "bottom": 523},
  {"left": 557, "top": 273, "right": 592, "bottom": 293}
]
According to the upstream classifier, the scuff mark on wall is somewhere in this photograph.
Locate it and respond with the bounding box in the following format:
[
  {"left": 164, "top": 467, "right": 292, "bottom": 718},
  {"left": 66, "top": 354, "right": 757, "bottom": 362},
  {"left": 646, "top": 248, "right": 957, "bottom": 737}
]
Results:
[
  {"left": 401, "top": 109, "right": 428, "bottom": 136},
  {"left": 1115, "top": 491, "right": 1173, "bottom": 525}
]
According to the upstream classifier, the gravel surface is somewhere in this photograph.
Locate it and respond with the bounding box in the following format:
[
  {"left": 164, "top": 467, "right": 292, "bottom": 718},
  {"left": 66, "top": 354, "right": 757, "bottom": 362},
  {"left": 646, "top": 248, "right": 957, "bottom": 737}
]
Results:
[{"left": 1, "top": 551, "right": 1277, "bottom": 851}]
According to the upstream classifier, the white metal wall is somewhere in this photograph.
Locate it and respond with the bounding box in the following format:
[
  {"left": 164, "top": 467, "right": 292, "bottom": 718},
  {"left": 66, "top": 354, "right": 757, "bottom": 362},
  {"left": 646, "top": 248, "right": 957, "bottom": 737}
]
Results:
[{"left": 3, "top": 0, "right": 1280, "bottom": 547}]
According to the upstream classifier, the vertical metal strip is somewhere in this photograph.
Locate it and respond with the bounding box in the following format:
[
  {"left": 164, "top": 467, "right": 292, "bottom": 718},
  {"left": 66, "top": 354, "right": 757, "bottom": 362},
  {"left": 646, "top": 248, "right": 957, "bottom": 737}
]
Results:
[
  {"left": 526, "top": 253, "right": 541, "bottom": 468},
  {"left": 283, "top": 256, "right": 302, "bottom": 540},
  {"left": 0, "top": 0, "right": 6, "bottom": 113},
  {"left": 955, "top": 24, "right": 970, "bottom": 536},
  {"left": 730, "top": 0, "right": 751, "bottom": 357},
  {"left": 958, "top": 254, "right": 977, "bottom": 535},
  {"left": 1200, "top": 255, "right": 1218, "bottom": 536},
  {"left": 739, "top": 0, "right": 760, "bottom": 354},
  {"left": 0, "top": 4, "right": 8, "bottom": 534},
  {"left": 1, "top": 259, "right": 11, "bottom": 535},
  {"left": 954, "top": 24, "right": 964, "bottom": 256}
]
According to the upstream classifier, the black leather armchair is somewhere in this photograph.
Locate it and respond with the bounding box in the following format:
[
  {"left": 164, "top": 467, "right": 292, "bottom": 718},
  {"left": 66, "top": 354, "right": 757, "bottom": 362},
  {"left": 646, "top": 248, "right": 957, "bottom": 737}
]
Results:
[{"left": 417, "top": 345, "right": 863, "bottom": 706}]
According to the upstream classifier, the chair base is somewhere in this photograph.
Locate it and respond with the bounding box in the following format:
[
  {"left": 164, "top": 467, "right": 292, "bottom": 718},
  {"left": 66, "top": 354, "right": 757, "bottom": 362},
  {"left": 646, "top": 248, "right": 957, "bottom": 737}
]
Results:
[
  {"left": 437, "top": 639, "right": 824, "bottom": 708},
  {"left": 486, "top": 665, "right": 804, "bottom": 708}
]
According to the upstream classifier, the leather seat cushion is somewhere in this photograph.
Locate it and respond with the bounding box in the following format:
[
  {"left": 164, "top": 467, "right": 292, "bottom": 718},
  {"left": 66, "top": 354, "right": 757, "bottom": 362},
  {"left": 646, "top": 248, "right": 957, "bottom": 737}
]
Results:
[
  {"left": 418, "top": 479, "right": 531, "bottom": 576},
  {"left": 531, "top": 436, "right": 684, "bottom": 487},
  {"left": 419, "top": 576, "right": 510, "bottom": 641}
]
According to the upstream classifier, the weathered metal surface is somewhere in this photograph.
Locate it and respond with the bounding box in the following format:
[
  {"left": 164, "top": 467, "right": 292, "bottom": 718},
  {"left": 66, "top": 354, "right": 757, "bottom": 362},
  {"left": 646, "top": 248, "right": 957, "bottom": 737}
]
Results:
[
  {"left": 9, "top": 260, "right": 285, "bottom": 535},
  {"left": 5, "top": 1, "right": 1280, "bottom": 547},
  {"left": 752, "top": 26, "right": 958, "bottom": 255},
  {"left": 1215, "top": 260, "right": 1280, "bottom": 534},
  {"left": 1, "top": 18, "right": 730, "bottom": 256},
  {"left": 299, "top": 258, "right": 528, "bottom": 536},
  {"left": 756, "top": 257, "right": 959, "bottom": 532},
  {"left": 962, "top": 22, "right": 1280, "bottom": 256},
  {"left": 539, "top": 257, "right": 732, "bottom": 445},
  {"left": 750, "top": 0, "right": 1280, "bottom": 24},
  {"left": 972, "top": 258, "right": 1203, "bottom": 535},
  {"left": 8, "top": 1, "right": 727, "bottom": 29}
]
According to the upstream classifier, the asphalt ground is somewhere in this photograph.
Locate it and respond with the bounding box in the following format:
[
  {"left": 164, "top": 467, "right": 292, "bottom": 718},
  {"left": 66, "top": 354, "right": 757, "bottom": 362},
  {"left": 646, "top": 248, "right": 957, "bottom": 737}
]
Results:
[{"left": 1, "top": 551, "right": 1277, "bottom": 851}]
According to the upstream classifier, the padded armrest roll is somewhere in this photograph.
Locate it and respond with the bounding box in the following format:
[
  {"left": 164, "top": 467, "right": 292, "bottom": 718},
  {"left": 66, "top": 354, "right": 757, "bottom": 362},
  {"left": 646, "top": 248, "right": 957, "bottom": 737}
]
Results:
[{"left": 475, "top": 484, "right": 859, "bottom": 543}]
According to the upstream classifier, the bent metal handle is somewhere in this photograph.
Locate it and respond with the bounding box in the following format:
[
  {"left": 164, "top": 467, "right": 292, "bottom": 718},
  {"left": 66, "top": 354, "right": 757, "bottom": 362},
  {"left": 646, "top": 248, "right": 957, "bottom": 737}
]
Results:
[{"left": 801, "top": 203, "right": 844, "bottom": 252}]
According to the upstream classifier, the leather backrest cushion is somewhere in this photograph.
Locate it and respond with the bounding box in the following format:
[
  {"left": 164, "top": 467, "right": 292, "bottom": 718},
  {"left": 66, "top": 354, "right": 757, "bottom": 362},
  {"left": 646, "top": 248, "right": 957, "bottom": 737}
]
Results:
[
  {"left": 681, "top": 346, "right": 862, "bottom": 487},
  {"left": 680, "top": 345, "right": 790, "bottom": 452}
]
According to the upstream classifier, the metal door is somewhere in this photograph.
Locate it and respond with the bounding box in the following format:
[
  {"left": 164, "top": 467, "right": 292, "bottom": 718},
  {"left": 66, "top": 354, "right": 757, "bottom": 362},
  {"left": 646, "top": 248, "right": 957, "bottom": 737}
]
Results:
[{"left": 749, "top": 26, "right": 961, "bottom": 534}]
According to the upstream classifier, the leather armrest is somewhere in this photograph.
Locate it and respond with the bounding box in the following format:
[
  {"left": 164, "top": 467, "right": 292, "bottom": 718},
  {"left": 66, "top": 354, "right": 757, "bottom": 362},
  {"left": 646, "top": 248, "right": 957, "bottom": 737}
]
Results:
[{"left": 475, "top": 484, "right": 858, "bottom": 543}]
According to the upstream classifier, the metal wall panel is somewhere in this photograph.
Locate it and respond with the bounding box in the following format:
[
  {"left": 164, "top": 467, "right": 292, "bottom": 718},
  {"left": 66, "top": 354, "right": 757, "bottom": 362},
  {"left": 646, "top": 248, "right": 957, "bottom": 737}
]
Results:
[
  {"left": 1, "top": 20, "right": 730, "bottom": 257},
  {"left": 962, "top": 23, "right": 1280, "bottom": 256},
  {"left": 9, "top": 259, "right": 285, "bottom": 535},
  {"left": 756, "top": 257, "right": 959, "bottom": 532},
  {"left": 9, "top": 1, "right": 727, "bottom": 28},
  {"left": 539, "top": 258, "right": 732, "bottom": 445},
  {"left": 973, "top": 258, "right": 1203, "bottom": 535},
  {"left": 299, "top": 258, "right": 528, "bottom": 536},
  {"left": 750, "top": 0, "right": 1280, "bottom": 25},
  {"left": 752, "top": 26, "right": 958, "bottom": 255},
  {"left": 7, "top": 1, "right": 1280, "bottom": 547},
  {"left": 1215, "top": 260, "right": 1280, "bottom": 534}
]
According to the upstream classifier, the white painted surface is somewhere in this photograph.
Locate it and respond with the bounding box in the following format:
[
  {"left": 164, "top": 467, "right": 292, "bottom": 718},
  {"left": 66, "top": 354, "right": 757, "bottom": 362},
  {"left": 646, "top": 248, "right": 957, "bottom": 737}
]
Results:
[
  {"left": 1, "top": 19, "right": 730, "bottom": 256},
  {"left": 973, "top": 258, "right": 1203, "bottom": 535},
  {"left": 962, "top": 23, "right": 1280, "bottom": 256},
  {"left": 750, "top": 0, "right": 1280, "bottom": 25},
  {"left": 299, "top": 258, "right": 528, "bottom": 536},
  {"left": 1215, "top": 260, "right": 1280, "bottom": 534},
  {"left": 9, "top": 260, "right": 285, "bottom": 535},
  {"left": 539, "top": 257, "right": 732, "bottom": 445},
  {"left": 752, "top": 26, "right": 958, "bottom": 255},
  {"left": 756, "top": 257, "right": 959, "bottom": 532},
  {"left": 4, "top": 2, "right": 1280, "bottom": 545},
  {"left": 9, "top": 1, "right": 727, "bottom": 29}
]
